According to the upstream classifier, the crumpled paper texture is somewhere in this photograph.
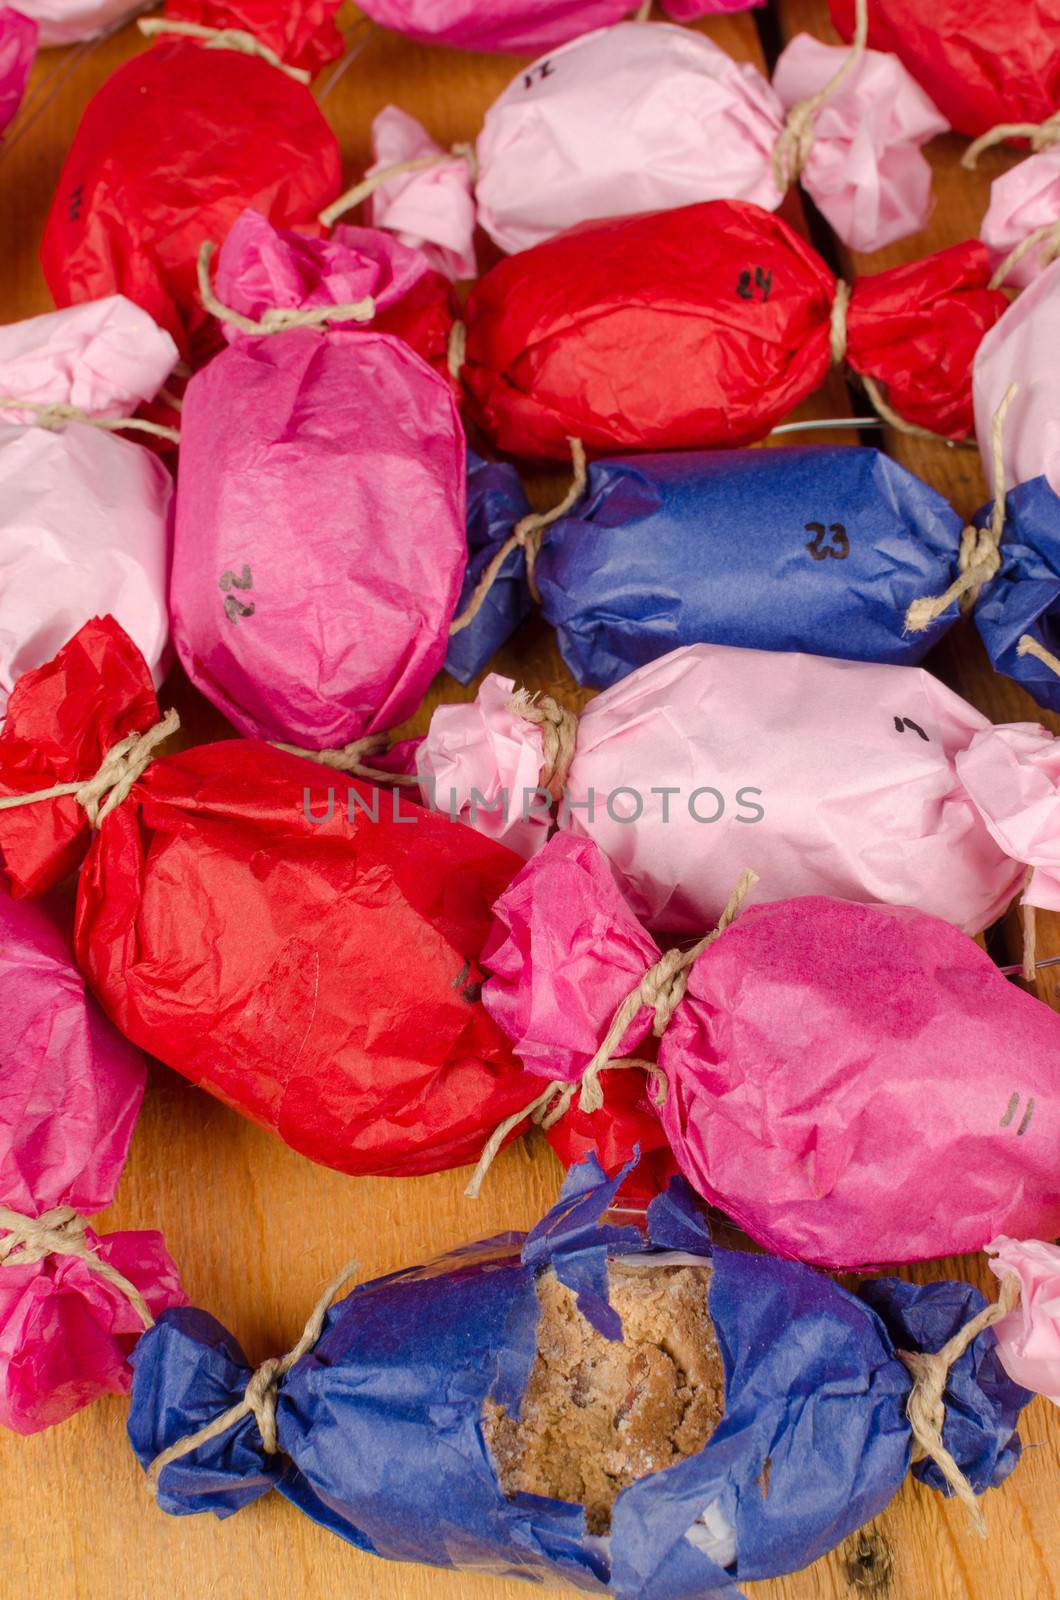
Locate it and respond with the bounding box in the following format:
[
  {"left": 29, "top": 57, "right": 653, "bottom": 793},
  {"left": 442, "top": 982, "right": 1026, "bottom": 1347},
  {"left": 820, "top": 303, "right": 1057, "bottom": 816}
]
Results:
[
  {"left": 981, "top": 147, "right": 1060, "bottom": 290},
  {"left": 974, "top": 258, "right": 1060, "bottom": 499},
  {"left": 530, "top": 446, "right": 963, "bottom": 685},
  {"left": 416, "top": 641, "right": 1060, "bottom": 932},
  {"left": 444, "top": 451, "right": 533, "bottom": 686},
  {"left": 0, "top": 7, "right": 33, "bottom": 133},
  {"left": 0, "top": 618, "right": 542, "bottom": 1178},
  {"left": 39, "top": 0, "right": 344, "bottom": 358},
  {"left": 171, "top": 214, "right": 468, "bottom": 748},
  {"left": 368, "top": 106, "right": 478, "bottom": 280},
  {"left": 772, "top": 33, "right": 946, "bottom": 252},
  {"left": 484, "top": 836, "right": 1060, "bottom": 1267},
  {"left": 127, "top": 1160, "right": 1028, "bottom": 1597},
  {"left": 987, "top": 1237, "right": 1060, "bottom": 1403},
  {"left": 369, "top": 27, "right": 943, "bottom": 272},
  {"left": 972, "top": 475, "right": 1060, "bottom": 712},
  {"left": 829, "top": 0, "right": 1060, "bottom": 140},
  {"left": 0, "top": 891, "right": 184, "bottom": 1434},
  {"left": 462, "top": 201, "right": 1006, "bottom": 460},
  {"left": 0, "top": 296, "right": 176, "bottom": 712},
  {"left": 357, "top": 0, "right": 758, "bottom": 53}
]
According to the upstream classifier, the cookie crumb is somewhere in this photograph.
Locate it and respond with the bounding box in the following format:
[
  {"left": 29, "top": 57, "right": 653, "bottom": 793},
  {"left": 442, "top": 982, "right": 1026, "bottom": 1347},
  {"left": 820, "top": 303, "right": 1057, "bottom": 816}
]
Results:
[{"left": 484, "top": 1261, "right": 725, "bottom": 1534}]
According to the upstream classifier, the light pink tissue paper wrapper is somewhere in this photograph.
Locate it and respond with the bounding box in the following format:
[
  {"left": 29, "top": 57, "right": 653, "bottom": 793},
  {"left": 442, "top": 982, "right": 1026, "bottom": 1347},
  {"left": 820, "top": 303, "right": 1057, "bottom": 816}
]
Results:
[
  {"left": 483, "top": 833, "right": 1060, "bottom": 1270},
  {"left": 0, "top": 295, "right": 176, "bottom": 714},
  {"left": 772, "top": 34, "right": 947, "bottom": 253},
  {"left": 0, "top": 892, "right": 185, "bottom": 1434},
  {"left": 416, "top": 643, "right": 1060, "bottom": 933},
  {"left": 987, "top": 1238, "right": 1060, "bottom": 1404},
  {"left": 0, "top": 7, "right": 34, "bottom": 138},
  {"left": 368, "top": 105, "right": 477, "bottom": 281},
  {"left": 981, "top": 148, "right": 1060, "bottom": 291},
  {"left": 364, "top": 23, "right": 945, "bottom": 264},
  {"left": 171, "top": 209, "right": 467, "bottom": 748},
  {"left": 974, "top": 258, "right": 1060, "bottom": 499},
  {"left": 10, "top": 0, "right": 139, "bottom": 46}
]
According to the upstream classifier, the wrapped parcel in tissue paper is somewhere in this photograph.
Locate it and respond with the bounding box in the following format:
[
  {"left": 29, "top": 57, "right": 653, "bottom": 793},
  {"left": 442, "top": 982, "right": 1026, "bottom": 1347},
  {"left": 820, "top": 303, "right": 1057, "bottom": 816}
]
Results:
[
  {"left": 482, "top": 835, "right": 1060, "bottom": 1266},
  {"left": 0, "top": 891, "right": 184, "bottom": 1434},
  {"left": 0, "top": 295, "right": 175, "bottom": 715},
  {"left": 128, "top": 1161, "right": 1029, "bottom": 1596},
  {"left": 0, "top": 618, "right": 542, "bottom": 1178}
]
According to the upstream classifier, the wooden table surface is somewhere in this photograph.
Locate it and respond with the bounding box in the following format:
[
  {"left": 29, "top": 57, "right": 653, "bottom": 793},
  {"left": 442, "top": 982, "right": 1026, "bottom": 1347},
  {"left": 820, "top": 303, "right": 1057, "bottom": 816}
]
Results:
[{"left": 2, "top": 4, "right": 1059, "bottom": 1599}]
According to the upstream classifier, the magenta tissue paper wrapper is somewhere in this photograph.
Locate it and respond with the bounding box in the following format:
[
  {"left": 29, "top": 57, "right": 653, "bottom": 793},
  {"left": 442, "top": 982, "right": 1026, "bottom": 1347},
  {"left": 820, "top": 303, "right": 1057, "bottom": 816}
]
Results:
[
  {"left": 483, "top": 833, "right": 1060, "bottom": 1269},
  {"left": 170, "top": 211, "right": 467, "bottom": 748},
  {"left": 0, "top": 892, "right": 185, "bottom": 1435}
]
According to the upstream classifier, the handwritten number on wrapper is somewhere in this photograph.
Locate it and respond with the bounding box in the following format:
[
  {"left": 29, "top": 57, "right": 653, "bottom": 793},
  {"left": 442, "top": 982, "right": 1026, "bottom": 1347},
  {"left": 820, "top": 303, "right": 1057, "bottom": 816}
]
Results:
[
  {"left": 737, "top": 267, "right": 772, "bottom": 302},
  {"left": 893, "top": 717, "right": 928, "bottom": 741},
  {"left": 68, "top": 184, "right": 83, "bottom": 222},
  {"left": 220, "top": 565, "right": 255, "bottom": 624},
  {"left": 1000, "top": 1093, "right": 1036, "bottom": 1135},
  {"left": 523, "top": 60, "right": 555, "bottom": 90},
  {"left": 805, "top": 522, "right": 849, "bottom": 560}
]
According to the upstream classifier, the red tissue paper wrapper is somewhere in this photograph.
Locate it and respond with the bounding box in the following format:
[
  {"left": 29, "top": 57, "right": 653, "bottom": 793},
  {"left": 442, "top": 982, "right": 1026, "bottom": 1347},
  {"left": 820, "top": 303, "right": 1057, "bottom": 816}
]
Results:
[
  {"left": 830, "top": 0, "right": 1060, "bottom": 142},
  {"left": 0, "top": 618, "right": 542, "bottom": 1179},
  {"left": 39, "top": 0, "right": 345, "bottom": 361},
  {"left": 461, "top": 199, "right": 1008, "bottom": 461},
  {"left": 0, "top": 891, "right": 185, "bottom": 1434}
]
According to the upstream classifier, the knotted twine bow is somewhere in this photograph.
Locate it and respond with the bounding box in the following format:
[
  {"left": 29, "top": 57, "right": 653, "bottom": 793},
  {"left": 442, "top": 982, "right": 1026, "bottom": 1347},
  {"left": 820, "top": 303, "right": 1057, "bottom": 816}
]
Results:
[
  {"left": 0, "top": 397, "right": 180, "bottom": 443},
  {"left": 899, "top": 1270, "right": 1021, "bottom": 1535},
  {"left": 272, "top": 732, "right": 420, "bottom": 787},
  {"left": 772, "top": 0, "right": 869, "bottom": 192},
  {"left": 143, "top": 1240, "right": 1015, "bottom": 1534},
  {"left": 145, "top": 1260, "right": 360, "bottom": 1491},
  {"left": 987, "top": 220, "right": 1060, "bottom": 292},
  {"left": 318, "top": 143, "right": 478, "bottom": 232},
  {"left": 0, "top": 1203, "right": 154, "bottom": 1328},
  {"left": 904, "top": 383, "right": 1019, "bottom": 635},
  {"left": 196, "top": 242, "right": 376, "bottom": 339},
  {"left": 0, "top": 708, "right": 179, "bottom": 825},
  {"left": 963, "top": 110, "right": 1060, "bottom": 171},
  {"left": 463, "top": 868, "right": 759, "bottom": 1199},
  {"left": 138, "top": 16, "right": 311, "bottom": 83},
  {"left": 449, "top": 441, "right": 589, "bottom": 635}
]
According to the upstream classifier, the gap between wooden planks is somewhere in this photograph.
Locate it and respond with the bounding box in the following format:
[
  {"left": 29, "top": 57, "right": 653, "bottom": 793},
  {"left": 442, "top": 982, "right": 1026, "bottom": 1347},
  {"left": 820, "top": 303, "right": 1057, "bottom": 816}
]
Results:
[{"left": 0, "top": 4, "right": 1056, "bottom": 1600}]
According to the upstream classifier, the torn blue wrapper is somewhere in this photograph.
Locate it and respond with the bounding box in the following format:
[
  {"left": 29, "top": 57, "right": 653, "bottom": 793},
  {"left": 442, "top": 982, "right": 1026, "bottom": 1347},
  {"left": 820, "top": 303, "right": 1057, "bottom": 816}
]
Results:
[
  {"left": 973, "top": 474, "right": 1060, "bottom": 713},
  {"left": 444, "top": 451, "right": 533, "bottom": 685},
  {"left": 128, "top": 1161, "right": 1029, "bottom": 1598}
]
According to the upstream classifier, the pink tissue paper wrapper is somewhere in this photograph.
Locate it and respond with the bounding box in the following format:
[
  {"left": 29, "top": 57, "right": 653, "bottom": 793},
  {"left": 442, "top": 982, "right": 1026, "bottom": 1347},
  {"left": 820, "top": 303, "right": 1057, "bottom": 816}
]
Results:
[
  {"left": 365, "top": 24, "right": 944, "bottom": 265},
  {"left": 483, "top": 832, "right": 1060, "bottom": 1269},
  {"left": 0, "top": 7, "right": 34, "bottom": 138},
  {"left": 415, "top": 643, "right": 1060, "bottom": 933},
  {"left": 0, "top": 892, "right": 185, "bottom": 1434},
  {"left": 987, "top": 1237, "right": 1060, "bottom": 1404},
  {"left": 9, "top": 0, "right": 138, "bottom": 45},
  {"left": 171, "top": 209, "right": 467, "bottom": 748},
  {"left": 974, "top": 257, "right": 1060, "bottom": 499},
  {"left": 357, "top": 0, "right": 759, "bottom": 54},
  {"left": 981, "top": 147, "right": 1060, "bottom": 291},
  {"left": 0, "top": 296, "right": 176, "bottom": 714}
]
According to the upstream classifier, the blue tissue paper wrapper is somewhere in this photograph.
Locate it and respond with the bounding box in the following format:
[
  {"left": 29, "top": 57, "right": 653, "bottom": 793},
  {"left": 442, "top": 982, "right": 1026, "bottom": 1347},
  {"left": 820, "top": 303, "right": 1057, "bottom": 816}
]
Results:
[
  {"left": 974, "top": 474, "right": 1060, "bottom": 713},
  {"left": 531, "top": 446, "right": 962, "bottom": 688},
  {"left": 444, "top": 451, "right": 533, "bottom": 685},
  {"left": 128, "top": 1161, "right": 1029, "bottom": 1598}
]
